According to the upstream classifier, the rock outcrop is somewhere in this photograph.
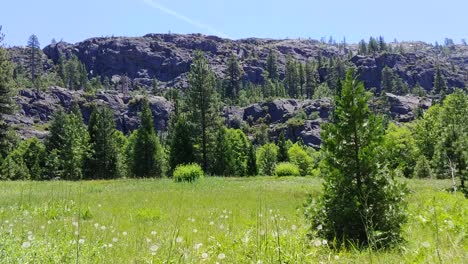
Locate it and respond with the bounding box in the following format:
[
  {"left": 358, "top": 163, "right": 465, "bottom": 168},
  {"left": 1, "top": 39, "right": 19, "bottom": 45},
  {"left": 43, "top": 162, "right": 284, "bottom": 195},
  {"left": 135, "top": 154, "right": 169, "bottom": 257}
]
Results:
[{"left": 13, "top": 34, "right": 463, "bottom": 91}]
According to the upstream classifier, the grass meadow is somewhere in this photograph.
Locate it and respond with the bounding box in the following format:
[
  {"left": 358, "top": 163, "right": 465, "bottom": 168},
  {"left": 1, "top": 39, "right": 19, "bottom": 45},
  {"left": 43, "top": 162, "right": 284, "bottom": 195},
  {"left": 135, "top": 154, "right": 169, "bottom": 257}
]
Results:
[{"left": 0, "top": 177, "right": 466, "bottom": 263}]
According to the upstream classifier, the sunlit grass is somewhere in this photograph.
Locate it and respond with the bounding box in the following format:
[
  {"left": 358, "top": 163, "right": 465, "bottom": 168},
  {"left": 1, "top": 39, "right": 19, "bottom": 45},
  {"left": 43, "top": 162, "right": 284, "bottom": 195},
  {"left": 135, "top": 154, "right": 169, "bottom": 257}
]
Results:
[{"left": 0, "top": 177, "right": 466, "bottom": 263}]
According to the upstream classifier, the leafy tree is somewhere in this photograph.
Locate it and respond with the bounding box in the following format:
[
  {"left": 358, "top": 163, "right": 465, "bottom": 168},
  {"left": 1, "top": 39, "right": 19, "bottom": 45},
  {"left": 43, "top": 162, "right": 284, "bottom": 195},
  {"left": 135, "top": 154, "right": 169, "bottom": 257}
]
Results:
[
  {"left": 414, "top": 155, "right": 432, "bottom": 178},
  {"left": 382, "top": 123, "right": 418, "bottom": 177},
  {"left": 225, "top": 53, "right": 243, "bottom": 99},
  {"left": 413, "top": 104, "right": 443, "bottom": 160},
  {"left": 131, "top": 100, "right": 164, "bottom": 178},
  {"left": 27, "top": 34, "right": 41, "bottom": 91},
  {"left": 84, "top": 105, "right": 121, "bottom": 179},
  {"left": 0, "top": 148, "right": 29, "bottom": 180},
  {"left": 257, "top": 143, "right": 278, "bottom": 176},
  {"left": 288, "top": 143, "right": 313, "bottom": 176},
  {"left": 187, "top": 50, "right": 219, "bottom": 171},
  {"left": 0, "top": 26, "right": 16, "bottom": 159},
  {"left": 308, "top": 69, "right": 407, "bottom": 248},
  {"left": 168, "top": 115, "right": 195, "bottom": 174}
]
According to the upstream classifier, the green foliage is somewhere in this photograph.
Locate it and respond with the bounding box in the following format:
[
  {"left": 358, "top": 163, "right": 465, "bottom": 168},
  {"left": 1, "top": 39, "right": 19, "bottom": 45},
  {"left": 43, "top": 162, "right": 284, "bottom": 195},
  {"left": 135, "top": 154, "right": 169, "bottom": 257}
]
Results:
[
  {"left": 131, "top": 100, "right": 164, "bottom": 178},
  {"left": 21, "top": 137, "right": 47, "bottom": 180},
  {"left": 433, "top": 66, "right": 447, "bottom": 94},
  {"left": 0, "top": 148, "right": 29, "bottom": 180},
  {"left": 312, "top": 83, "right": 333, "bottom": 99},
  {"left": 61, "top": 55, "right": 88, "bottom": 90},
  {"left": 212, "top": 128, "right": 250, "bottom": 176},
  {"left": 173, "top": 163, "right": 204, "bottom": 183},
  {"left": 168, "top": 115, "right": 195, "bottom": 175},
  {"left": 224, "top": 53, "right": 243, "bottom": 100},
  {"left": 277, "top": 131, "right": 288, "bottom": 162},
  {"left": 288, "top": 143, "right": 313, "bottom": 176},
  {"left": 0, "top": 28, "right": 15, "bottom": 159},
  {"left": 274, "top": 162, "right": 300, "bottom": 176},
  {"left": 84, "top": 105, "right": 122, "bottom": 179},
  {"left": 383, "top": 123, "right": 418, "bottom": 177},
  {"left": 309, "top": 69, "right": 407, "bottom": 248},
  {"left": 257, "top": 143, "right": 278, "bottom": 176},
  {"left": 246, "top": 144, "right": 257, "bottom": 176},
  {"left": 414, "top": 155, "right": 432, "bottom": 178},
  {"left": 45, "top": 107, "right": 89, "bottom": 180}
]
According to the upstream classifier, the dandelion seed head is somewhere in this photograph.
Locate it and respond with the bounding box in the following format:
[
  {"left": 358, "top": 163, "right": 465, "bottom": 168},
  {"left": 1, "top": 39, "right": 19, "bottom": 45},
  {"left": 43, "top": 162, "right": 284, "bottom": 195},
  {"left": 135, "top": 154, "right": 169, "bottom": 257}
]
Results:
[
  {"left": 22, "top": 241, "right": 31, "bottom": 249},
  {"left": 291, "top": 225, "right": 297, "bottom": 231},
  {"left": 322, "top": 239, "right": 328, "bottom": 245},
  {"left": 218, "top": 253, "right": 226, "bottom": 259},
  {"left": 194, "top": 243, "right": 203, "bottom": 250},
  {"left": 421, "top": 241, "right": 430, "bottom": 248},
  {"left": 193, "top": 228, "right": 198, "bottom": 233},
  {"left": 176, "top": 237, "right": 183, "bottom": 243},
  {"left": 209, "top": 221, "right": 214, "bottom": 225},
  {"left": 334, "top": 255, "right": 339, "bottom": 260},
  {"left": 317, "top": 224, "right": 323, "bottom": 231},
  {"left": 78, "top": 239, "right": 85, "bottom": 244},
  {"left": 201, "top": 252, "right": 208, "bottom": 259},
  {"left": 313, "top": 239, "right": 322, "bottom": 247},
  {"left": 151, "top": 231, "right": 157, "bottom": 236},
  {"left": 122, "top": 231, "right": 128, "bottom": 236},
  {"left": 150, "top": 244, "right": 159, "bottom": 252},
  {"left": 112, "top": 237, "right": 118, "bottom": 242}
]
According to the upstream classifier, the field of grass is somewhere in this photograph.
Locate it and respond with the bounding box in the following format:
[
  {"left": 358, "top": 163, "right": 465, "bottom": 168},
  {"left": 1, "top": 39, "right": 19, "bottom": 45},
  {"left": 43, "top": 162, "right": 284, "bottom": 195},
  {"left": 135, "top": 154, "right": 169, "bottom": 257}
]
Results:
[{"left": 0, "top": 177, "right": 466, "bottom": 263}]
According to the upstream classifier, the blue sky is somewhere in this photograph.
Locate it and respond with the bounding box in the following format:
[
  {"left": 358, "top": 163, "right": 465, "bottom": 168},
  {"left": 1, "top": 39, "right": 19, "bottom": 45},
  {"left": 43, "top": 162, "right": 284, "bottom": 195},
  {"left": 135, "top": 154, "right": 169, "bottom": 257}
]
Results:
[{"left": 2, "top": 0, "right": 467, "bottom": 47}]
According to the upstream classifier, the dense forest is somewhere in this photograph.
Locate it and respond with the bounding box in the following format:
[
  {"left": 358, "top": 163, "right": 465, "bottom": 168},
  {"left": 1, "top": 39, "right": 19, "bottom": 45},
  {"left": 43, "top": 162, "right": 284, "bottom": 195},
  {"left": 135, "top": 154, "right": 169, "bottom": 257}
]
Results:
[{"left": 0, "top": 27, "right": 467, "bottom": 249}]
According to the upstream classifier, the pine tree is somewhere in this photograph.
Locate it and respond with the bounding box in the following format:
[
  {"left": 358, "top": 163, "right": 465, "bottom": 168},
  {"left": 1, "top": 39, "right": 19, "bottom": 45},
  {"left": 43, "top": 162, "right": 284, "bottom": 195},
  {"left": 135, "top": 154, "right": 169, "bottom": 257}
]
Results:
[
  {"left": 131, "top": 100, "right": 164, "bottom": 178},
  {"left": 309, "top": 69, "right": 407, "bottom": 248},
  {"left": 225, "top": 53, "right": 243, "bottom": 99},
  {"left": 84, "top": 105, "right": 121, "bottom": 179},
  {"left": 0, "top": 26, "right": 15, "bottom": 158},
  {"left": 27, "top": 34, "right": 41, "bottom": 91},
  {"left": 285, "top": 56, "right": 299, "bottom": 98},
  {"left": 277, "top": 131, "right": 288, "bottom": 162},
  {"left": 433, "top": 66, "right": 447, "bottom": 95},
  {"left": 368, "top": 37, "right": 379, "bottom": 55},
  {"left": 187, "top": 50, "right": 219, "bottom": 171},
  {"left": 247, "top": 144, "right": 257, "bottom": 176},
  {"left": 378, "top": 36, "right": 387, "bottom": 52},
  {"left": 298, "top": 63, "right": 305, "bottom": 98},
  {"left": 305, "top": 60, "right": 318, "bottom": 99},
  {"left": 168, "top": 115, "right": 195, "bottom": 174},
  {"left": 266, "top": 48, "right": 279, "bottom": 81},
  {"left": 358, "top": 40, "right": 368, "bottom": 55},
  {"left": 381, "top": 66, "right": 394, "bottom": 94}
]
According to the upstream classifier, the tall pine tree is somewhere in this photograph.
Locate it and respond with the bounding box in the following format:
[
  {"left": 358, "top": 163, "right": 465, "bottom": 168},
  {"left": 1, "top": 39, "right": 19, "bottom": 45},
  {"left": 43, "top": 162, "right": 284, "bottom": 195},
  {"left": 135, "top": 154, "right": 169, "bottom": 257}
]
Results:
[{"left": 0, "top": 26, "right": 15, "bottom": 158}]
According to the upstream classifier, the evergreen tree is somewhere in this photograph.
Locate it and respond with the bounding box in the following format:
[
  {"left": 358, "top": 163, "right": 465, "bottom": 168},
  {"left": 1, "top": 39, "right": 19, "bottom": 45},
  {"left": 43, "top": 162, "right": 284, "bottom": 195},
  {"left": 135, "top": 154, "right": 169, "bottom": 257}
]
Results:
[
  {"left": 266, "top": 48, "right": 279, "bottom": 81},
  {"left": 0, "top": 26, "right": 15, "bottom": 159},
  {"left": 378, "top": 36, "right": 387, "bottom": 52},
  {"left": 277, "top": 131, "right": 289, "bottom": 162},
  {"left": 305, "top": 60, "right": 318, "bottom": 99},
  {"left": 247, "top": 144, "right": 257, "bottom": 176},
  {"left": 308, "top": 69, "right": 407, "bottom": 248},
  {"left": 433, "top": 66, "right": 448, "bottom": 95},
  {"left": 84, "top": 105, "right": 121, "bottom": 179},
  {"left": 168, "top": 115, "right": 195, "bottom": 174},
  {"left": 131, "top": 100, "right": 164, "bottom": 178},
  {"left": 284, "top": 56, "right": 299, "bottom": 98},
  {"left": 298, "top": 63, "right": 306, "bottom": 98},
  {"left": 225, "top": 53, "right": 243, "bottom": 99},
  {"left": 368, "top": 37, "right": 379, "bottom": 55},
  {"left": 187, "top": 50, "right": 219, "bottom": 171},
  {"left": 358, "top": 40, "right": 368, "bottom": 55},
  {"left": 22, "top": 137, "right": 46, "bottom": 180},
  {"left": 27, "top": 34, "right": 41, "bottom": 91},
  {"left": 381, "top": 66, "right": 394, "bottom": 94}
]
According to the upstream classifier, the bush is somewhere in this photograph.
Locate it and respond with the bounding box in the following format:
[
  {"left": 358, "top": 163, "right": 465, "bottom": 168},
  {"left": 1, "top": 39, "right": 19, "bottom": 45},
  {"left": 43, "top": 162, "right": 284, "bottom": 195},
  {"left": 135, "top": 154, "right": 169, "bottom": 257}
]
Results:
[
  {"left": 275, "top": 162, "right": 300, "bottom": 176},
  {"left": 288, "top": 143, "right": 313, "bottom": 176},
  {"left": 173, "top": 164, "right": 204, "bottom": 183},
  {"left": 257, "top": 143, "right": 278, "bottom": 176},
  {"left": 414, "top": 155, "right": 432, "bottom": 178}
]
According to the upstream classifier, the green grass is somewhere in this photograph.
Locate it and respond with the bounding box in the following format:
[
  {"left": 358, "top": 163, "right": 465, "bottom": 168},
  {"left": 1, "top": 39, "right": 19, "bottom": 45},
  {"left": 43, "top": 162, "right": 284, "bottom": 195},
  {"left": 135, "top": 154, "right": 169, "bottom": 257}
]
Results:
[{"left": 0, "top": 177, "right": 466, "bottom": 263}]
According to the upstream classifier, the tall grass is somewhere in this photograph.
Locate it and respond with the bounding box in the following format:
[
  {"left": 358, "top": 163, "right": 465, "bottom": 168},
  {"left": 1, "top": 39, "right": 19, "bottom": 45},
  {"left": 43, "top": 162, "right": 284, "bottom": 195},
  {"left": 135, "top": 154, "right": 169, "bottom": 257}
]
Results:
[{"left": 0, "top": 177, "right": 466, "bottom": 263}]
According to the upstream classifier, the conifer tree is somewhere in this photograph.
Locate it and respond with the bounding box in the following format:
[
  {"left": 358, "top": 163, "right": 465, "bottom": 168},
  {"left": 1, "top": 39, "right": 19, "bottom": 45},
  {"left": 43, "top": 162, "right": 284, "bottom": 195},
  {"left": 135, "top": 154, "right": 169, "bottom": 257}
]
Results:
[
  {"left": 308, "top": 69, "right": 407, "bottom": 248},
  {"left": 187, "top": 50, "right": 219, "bottom": 171},
  {"left": 266, "top": 48, "right": 279, "bottom": 81},
  {"left": 27, "top": 34, "right": 41, "bottom": 91},
  {"left": 305, "top": 60, "right": 318, "bottom": 99},
  {"left": 433, "top": 66, "right": 448, "bottom": 95},
  {"left": 381, "top": 66, "right": 394, "bottom": 94},
  {"left": 0, "top": 26, "right": 15, "bottom": 158},
  {"left": 225, "top": 53, "right": 243, "bottom": 99},
  {"left": 277, "top": 131, "right": 288, "bottom": 162},
  {"left": 84, "top": 105, "right": 121, "bottom": 179},
  {"left": 131, "top": 100, "right": 164, "bottom": 178},
  {"left": 247, "top": 144, "right": 257, "bottom": 176},
  {"left": 168, "top": 115, "right": 195, "bottom": 174}
]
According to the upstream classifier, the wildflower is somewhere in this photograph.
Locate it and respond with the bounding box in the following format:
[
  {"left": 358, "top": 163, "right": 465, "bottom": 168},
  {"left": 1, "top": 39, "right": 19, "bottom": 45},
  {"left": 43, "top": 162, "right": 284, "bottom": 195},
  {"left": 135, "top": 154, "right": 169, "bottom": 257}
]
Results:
[
  {"left": 146, "top": 238, "right": 152, "bottom": 243},
  {"left": 28, "top": 235, "right": 34, "bottom": 241},
  {"left": 101, "top": 225, "right": 106, "bottom": 231},
  {"left": 94, "top": 223, "right": 99, "bottom": 228},
  {"left": 176, "top": 237, "right": 183, "bottom": 243},
  {"left": 291, "top": 225, "right": 297, "bottom": 231},
  {"left": 322, "top": 239, "right": 328, "bottom": 245},
  {"left": 108, "top": 243, "right": 113, "bottom": 248},
  {"left": 218, "top": 253, "right": 226, "bottom": 260},
  {"left": 78, "top": 239, "right": 85, "bottom": 244},
  {"left": 201, "top": 252, "right": 208, "bottom": 259},
  {"left": 194, "top": 243, "right": 203, "bottom": 250},
  {"left": 112, "top": 237, "right": 118, "bottom": 242},
  {"left": 22, "top": 241, "right": 31, "bottom": 249},
  {"left": 122, "top": 231, "right": 128, "bottom": 236},
  {"left": 150, "top": 244, "right": 159, "bottom": 252},
  {"left": 317, "top": 224, "right": 323, "bottom": 231},
  {"left": 47, "top": 220, "right": 52, "bottom": 225},
  {"left": 313, "top": 239, "right": 322, "bottom": 247},
  {"left": 334, "top": 255, "right": 339, "bottom": 260},
  {"left": 421, "top": 241, "right": 430, "bottom": 248},
  {"left": 209, "top": 221, "right": 214, "bottom": 226},
  {"left": 151, "top": 231, "right": 157, "bottom": 236}
]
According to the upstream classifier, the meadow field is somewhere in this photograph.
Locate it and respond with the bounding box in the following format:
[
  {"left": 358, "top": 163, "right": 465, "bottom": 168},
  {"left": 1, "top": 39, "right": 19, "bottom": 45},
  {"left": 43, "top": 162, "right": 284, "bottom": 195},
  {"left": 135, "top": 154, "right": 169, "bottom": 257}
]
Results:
[{"left": 0, "top": 177, "right": 466, "bottom": 263}]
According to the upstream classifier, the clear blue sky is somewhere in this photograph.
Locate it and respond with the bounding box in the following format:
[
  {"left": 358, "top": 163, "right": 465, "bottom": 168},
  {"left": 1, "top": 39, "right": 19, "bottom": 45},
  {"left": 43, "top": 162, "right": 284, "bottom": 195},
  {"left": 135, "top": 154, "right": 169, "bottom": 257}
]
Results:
[{"left": 2, "top": 0, "right": 467, "bottom": 47}]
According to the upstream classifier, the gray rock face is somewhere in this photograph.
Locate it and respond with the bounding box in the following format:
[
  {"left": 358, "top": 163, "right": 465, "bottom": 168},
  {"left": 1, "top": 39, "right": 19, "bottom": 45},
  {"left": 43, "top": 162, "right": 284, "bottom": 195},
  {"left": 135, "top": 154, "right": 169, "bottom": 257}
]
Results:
[
  {"left": 27, "top": 34, "right": 466, "bottom": 91},
  {"left": 224, "top": 94, "right": 431, "bottom": 148},
  {"left": 7, "top": 87, "right": 172, "bottom": 139}
]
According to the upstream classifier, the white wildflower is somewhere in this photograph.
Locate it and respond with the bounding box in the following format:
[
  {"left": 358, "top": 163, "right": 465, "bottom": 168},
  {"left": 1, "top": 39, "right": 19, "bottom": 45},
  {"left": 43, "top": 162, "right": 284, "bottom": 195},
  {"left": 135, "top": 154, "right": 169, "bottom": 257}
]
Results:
[
  {"left": 201, "top": 252, "right": 209, "bottom": 259},
  {"left": 317, "top": 224, "right": 323, "bottom": 231},
  {"left": 421, "top": 241, "right": 430, "bottom": 248},
  {"left": 176, "top": 237, "right": 183, "bottom": 243},
  {"left": 122, "top": 231, "right": 128, "bottom": 236},
  {"left": 322, "top": 239, "right": 328, "bottom": 245},
  {"left": 22, "top": 241, "right": 31, "bottom": 249},
  {"left": 78, "top": 239, "right": 85, "bottom": 244},
  {"left": 313, "top": 239, "right": 322, "bottom": 247},
  {"left": 218, "top": 253, "right": 226, "bottom": 260},
  {"left": 151, "top": 231, "right": 157, "bottom": 236},
  {"left": 334, "top": 255, "right": 339, "bottom": 260},
  {"left": 112, "top": 237, "right": 118, "bottom": 242},
  {"left": 194, "top": 243, "right": 203, "bottom": 250},
  {"left": 291, "top": 225, "right": 297, "bottom": 231},
  {"left": 150, "top": 244, "right": 159, "bottom": 252}
]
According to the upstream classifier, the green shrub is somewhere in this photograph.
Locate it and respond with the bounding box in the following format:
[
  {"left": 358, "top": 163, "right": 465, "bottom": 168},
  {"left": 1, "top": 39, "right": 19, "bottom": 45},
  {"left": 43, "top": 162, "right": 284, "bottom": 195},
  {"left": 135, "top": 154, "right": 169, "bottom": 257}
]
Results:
[
  {"left": 257, "top": 143, "right": 278, "bottom": 176},
  {"left": 173, "top": 164, "right": 204, "bottom": 183},
  {"left": 414, "top": 155, "right": 432, "bottom": 178},
  {"left": 275, "top": 162, "right": 300, "bottom": 176},
  {"left": 288, "top": 143, "right": 313, "bottom": 176}
]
